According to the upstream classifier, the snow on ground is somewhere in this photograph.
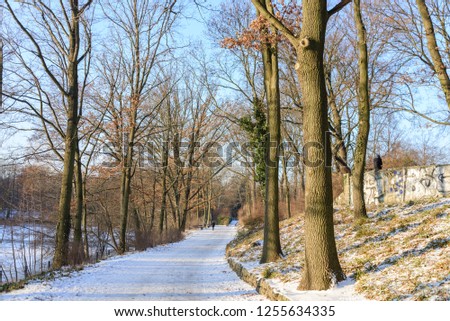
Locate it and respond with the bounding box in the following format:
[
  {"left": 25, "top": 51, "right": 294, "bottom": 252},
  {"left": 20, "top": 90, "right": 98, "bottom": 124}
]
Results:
[
  {"left": 0, "top": 225, "right": 265, "bottom": 301},
  {"left": 272, "top": 278, "right": 366, "bottom": 301},
  {"left": 241, "top": 261, "right": 366, "bottom": 301},
  {"left": 228, "top": 198, "right": 450, "bottom": 301},
  {"left": 0, "top": 224, "right": 54, "bottom": 281}
]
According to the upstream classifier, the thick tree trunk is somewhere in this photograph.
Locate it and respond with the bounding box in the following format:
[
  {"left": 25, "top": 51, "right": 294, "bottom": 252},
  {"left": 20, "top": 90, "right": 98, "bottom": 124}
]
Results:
[
  {"left": 119, "top": 146, "right": 133, "bottom": 254},
  {"left": 259, "top": 0, "right": 283, "bottom": 264},
  {"left": 53, "top": 8, "right": 80, "bottom": 267},
  {"left": 296, "top": 0, "right": 345, "bottom": 290},
  {"left": 352, "top": 0, "right": 370, "bottom": 220},
  {"left": 415, "top": 0, "right": 450, "bottom": 109},
  {"left": 53, "top": 94, "right": 77, "bottom": 268},
  {"left": 180, "top": 129, "right": 198, "bottom": 232},
  {"left": 118, "top": 166, "right": 132, "bottom": 254},
  {"left": 119, "top": 127, "right": 136, "bottom": 254}
]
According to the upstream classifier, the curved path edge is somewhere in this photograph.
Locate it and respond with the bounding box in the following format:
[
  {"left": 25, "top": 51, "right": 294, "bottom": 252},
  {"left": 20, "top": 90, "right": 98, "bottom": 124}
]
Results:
[{"left": 226, "top": 257, "right": 290, "bottom": 301}]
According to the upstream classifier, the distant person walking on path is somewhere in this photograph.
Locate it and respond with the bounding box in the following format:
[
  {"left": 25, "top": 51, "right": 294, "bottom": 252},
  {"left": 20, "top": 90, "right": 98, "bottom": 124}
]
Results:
[{"left": 212, "top": 221, "right": 216, "bottom": 230}]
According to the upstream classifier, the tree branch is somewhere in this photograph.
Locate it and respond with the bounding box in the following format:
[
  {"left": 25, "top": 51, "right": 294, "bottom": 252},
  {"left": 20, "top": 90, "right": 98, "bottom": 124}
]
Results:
[
  {"left": 250, "top": 0, "right": 298, "bottom": 45},
  {"left": 328, "top": 0, "right": 352, "bottom": 18},
  {"left": 4, "top": 0, "right": 68, "bottom": 96}
]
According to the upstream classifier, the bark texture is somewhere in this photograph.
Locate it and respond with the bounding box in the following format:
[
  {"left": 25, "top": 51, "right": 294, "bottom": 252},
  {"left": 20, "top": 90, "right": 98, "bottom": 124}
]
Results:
[
  {"left": 415, "top": 0, "right": 450, "bottom": 109},
  {"left": 259, "top": 0, "right": 283, "bottom": 264},
  {"left": 295, "top": 0, "right": 345, "bottom": 290},
  {"left": 119, "top": 126, "right": 136, "bottom": 254},
  {"left": 53, "top": 3, "right": 82, "bottom": 268},
  {"left": 0, "top": 37, "right": 3, "bottom": 110},
  {"left": 352, "top": 0, "right": 370, "bottom": 220},
  {"left": 72, "top": 140, "right": 85, "bottom": 264}
]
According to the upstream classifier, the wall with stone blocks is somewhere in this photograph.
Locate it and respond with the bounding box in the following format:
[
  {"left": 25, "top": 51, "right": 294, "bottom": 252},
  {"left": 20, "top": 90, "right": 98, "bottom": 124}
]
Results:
[{"left": 336, "top": 164, "right": 450, "bottom": 206}]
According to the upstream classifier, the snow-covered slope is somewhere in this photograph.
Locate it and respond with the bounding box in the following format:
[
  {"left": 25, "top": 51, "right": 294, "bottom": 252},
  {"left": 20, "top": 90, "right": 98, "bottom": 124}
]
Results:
[
  {"left": 228, "top": 198, "right": 450, "bottom": 301},
  {"left": 0, "top": 225, "right": 265, "bottom": 301}
]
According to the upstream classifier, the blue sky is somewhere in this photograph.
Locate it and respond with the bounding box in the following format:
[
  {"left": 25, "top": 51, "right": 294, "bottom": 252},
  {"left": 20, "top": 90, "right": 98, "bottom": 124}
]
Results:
[{"left": 1, "top": 0, "right": 449, "bottom": 165}]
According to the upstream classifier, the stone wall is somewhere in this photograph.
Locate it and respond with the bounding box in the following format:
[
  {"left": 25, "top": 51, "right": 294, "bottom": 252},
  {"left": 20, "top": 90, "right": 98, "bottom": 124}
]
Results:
[{"left": 337, "top": 164, "right": 450, "bottom": 206}]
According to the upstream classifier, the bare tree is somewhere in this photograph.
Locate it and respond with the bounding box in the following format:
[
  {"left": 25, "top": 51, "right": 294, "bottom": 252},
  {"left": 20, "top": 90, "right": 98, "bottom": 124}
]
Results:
[
  {"left": 255, "top": 0, "right": 283, "bottom": 263},
  {"left": 375, "top": 0, "right": 450, "bottom": 124},
  {"left": 214, "top": 0, "right": 283, "bottom": 261},
  {"left": 415, "top": 0, "right": 450, "bottom": 108},
  {"left": 324, "top": 28, "right": 354, "bottom": 174},
  {"left": 4, "top": 0, "right": 93, "bottom": 268},
  {"left": 251, "top": 0, "right": 350, "bottom": 290},
  {"left": 210, "top": 0, "right": 267, "bottom": 209},
  {"left": 100, "top": 0, "right": 178, "bottom": 254}
]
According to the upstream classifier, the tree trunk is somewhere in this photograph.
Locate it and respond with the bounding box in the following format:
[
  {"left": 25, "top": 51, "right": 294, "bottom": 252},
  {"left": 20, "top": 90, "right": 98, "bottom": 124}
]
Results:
[
  {"left": 180, "top": 170, "right": 193, "bottom": 231},
  {"left": 53, "top": 97, "right": 77, "bottom": 268},
  {"left": 173, "top": 132, "right": 182, "bottom": 228},
  {"left": 0, "top": 37, "right": 3, "bottom": 110},
  {"left": 72, "top": 139, "right": 84, "bottom": 264},
  {"left": 119, "top": 127, "right": 136, "bottom": 254},
  {"left": 159, "top": 141, "right": 169, "bottom": 234},
  {"left": 150, "top": 176, "right": 156, "bottom": 231},
  {"left": 415, "top": 0, "right": 450, "bottom": 109},
  {"left": 281, "top": 145, "right": 292, "bottom": 219},
  {"left": 4, "top": 0, "right": 92, "bottom": 269},
  {"left": 82, "top": 178, "right": 89, "bottom": 259},
  {"left": 325, "top": 72, "right": 350, "bottom": 174},
  {"left": 180, "top": 131, "right": 197, "bottom": 232},
  {"left": 132, "top": 207, "right": 145, "bottom": 251},
  {"left": 208, "top": 177, "right": 212, "bottom": 225},
  {"left": 352, "top": 0, "right": 370, "bottom": 220},
  {"left": 293, "top": 161, "right": 298, "bottom": 200},
  {"left": 296, "top": 0, "right": 345, "bottom": 290},
  {"left": 259, "top": 0, "right": 283, "bottom": 264},
  {"left": 53, "top": 10, "right": 80, "bottom": 267},
  {"left": 249, "top": 178, "right": 255, "bottom": 217}
]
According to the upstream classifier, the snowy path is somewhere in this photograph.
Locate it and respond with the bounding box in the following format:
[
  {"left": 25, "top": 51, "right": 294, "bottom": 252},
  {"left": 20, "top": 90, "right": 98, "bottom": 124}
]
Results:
[{"left": 0, "top": 225, "right": 265, "bottom": 301}]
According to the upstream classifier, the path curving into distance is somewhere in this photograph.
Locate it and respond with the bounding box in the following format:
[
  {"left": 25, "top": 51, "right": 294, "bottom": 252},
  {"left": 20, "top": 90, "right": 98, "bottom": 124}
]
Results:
[{"left": 0, "top": 224, "right": 265, "bottom": 301}]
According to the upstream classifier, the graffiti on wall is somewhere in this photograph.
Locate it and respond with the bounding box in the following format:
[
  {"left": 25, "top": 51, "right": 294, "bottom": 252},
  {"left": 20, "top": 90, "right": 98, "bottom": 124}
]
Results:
[
  {"left": 364, "top": 171, "right": 384, "bottom": 205},
  {"left": 362, "top": 165, "right": 450, "bottom": 205}
]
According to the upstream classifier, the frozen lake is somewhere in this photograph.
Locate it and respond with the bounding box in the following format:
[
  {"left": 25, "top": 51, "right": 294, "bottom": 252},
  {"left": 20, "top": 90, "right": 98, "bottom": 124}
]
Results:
[
  {"left": 0, "top": 222, "right": 55, "bottom": 283},
  {"left": 0, "top": 220, "right": 135, "bottom": 284}
]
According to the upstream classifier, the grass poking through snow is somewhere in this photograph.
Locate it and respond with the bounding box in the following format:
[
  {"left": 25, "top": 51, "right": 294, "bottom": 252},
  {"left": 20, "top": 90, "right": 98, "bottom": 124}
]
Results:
[{"left": 227, "top": 198, "right": 450, "bottom": 300}]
